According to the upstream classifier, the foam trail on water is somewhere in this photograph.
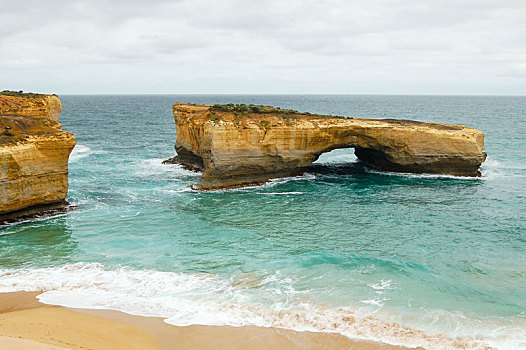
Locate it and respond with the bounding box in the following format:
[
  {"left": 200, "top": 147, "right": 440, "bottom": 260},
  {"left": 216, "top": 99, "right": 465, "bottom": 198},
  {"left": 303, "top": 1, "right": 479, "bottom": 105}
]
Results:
[
  {"left": 267, "top": 173, "right": 316, "bottom": 186},
  {"left": 258, "top": 192, "right": 304, "bottom": 195},
  {"left": 364, "top": 167, "right": 482, "bottom": 180},
  {"left": 134, "top": 158, "right": 201, "bottom": 178}
]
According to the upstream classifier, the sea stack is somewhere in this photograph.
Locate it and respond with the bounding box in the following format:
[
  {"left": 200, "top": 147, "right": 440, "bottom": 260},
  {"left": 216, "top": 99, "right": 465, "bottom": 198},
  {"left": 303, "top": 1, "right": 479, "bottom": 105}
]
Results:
[
  {"left": 0, "top": 91, "right": 76, "bottom": 221},
  {"left": 168, "top": 103, "right": 486, "bottom": 190}
]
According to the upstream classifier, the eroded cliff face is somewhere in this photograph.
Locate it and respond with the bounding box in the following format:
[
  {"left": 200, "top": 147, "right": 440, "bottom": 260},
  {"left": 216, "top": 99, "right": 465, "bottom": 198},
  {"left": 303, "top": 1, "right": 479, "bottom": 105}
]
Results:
[
  {"left": 0, "top": 93, "right": 76, "bottom": 219},
  {"left": 170, "top": 103, "right": 486, "bottom": 190}
]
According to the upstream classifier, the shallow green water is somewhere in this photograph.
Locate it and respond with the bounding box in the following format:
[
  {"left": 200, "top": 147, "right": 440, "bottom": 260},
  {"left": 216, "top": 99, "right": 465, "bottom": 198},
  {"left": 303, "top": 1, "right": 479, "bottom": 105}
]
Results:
[{"left": 1, "top": 95, "right": 525, "bottom": 349}]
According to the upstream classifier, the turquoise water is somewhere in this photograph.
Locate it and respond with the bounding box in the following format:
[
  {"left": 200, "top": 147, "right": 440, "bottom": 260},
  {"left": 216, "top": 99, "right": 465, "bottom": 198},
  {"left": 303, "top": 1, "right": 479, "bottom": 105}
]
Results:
[{"left": 1, "top": 95, "right": 525, "bottom": 349}]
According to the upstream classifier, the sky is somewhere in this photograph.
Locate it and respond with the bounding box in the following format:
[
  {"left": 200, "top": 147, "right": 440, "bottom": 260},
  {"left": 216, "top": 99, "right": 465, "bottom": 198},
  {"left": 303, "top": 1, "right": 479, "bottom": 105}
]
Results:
[{"left": 1, "top": 0, "right": 525, "bottom": 95}]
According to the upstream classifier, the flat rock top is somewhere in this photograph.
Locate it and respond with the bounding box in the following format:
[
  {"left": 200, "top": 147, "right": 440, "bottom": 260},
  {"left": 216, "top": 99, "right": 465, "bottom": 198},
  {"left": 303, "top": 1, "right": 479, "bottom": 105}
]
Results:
[
  {"left": 0, "top": 92, "right": 62, "bottom": 121},
  {"left": 0, "top": 114, "right": 68, "bottom": 147},
  {"left": 173, "top": 103, "right": 475, "bottom": 133},
  {"left": 0, "top": 92, "right": 54, "bottom": 109}
]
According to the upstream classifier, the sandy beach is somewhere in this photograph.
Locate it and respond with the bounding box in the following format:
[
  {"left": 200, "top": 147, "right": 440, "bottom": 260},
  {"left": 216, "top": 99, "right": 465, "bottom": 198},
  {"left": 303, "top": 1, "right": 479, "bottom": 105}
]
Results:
[{"left": 0, "top": 292, "right": 414, "bottom": 350}]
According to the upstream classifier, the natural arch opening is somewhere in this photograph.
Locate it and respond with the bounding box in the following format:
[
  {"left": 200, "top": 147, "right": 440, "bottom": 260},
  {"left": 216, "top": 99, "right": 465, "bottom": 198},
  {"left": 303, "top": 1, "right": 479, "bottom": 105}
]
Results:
[
  {"left": 312, "top": 148, "right": 358, "bottom": 166},
  {"left": 309, "top": 147, "right": 366, "bottom": 176},
  {"left": 310, "top": 146, "right": 397, "bottom": 175}
]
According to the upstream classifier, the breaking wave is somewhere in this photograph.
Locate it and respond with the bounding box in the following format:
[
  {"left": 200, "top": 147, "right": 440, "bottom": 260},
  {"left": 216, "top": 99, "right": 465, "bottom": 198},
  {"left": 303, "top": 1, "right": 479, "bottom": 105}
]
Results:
[{"left": 0, "top": 263, "right": 524, "bottom": 349}]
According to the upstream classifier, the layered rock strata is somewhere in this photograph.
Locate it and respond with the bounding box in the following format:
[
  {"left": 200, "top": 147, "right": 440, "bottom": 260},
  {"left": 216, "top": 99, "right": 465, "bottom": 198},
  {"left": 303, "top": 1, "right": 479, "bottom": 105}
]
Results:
[
  {"left": 0, "top": 92, "right": 76, "bottom": 220},
  {"left": 169, "top": 103, "right": 486, "bottom": 190}
]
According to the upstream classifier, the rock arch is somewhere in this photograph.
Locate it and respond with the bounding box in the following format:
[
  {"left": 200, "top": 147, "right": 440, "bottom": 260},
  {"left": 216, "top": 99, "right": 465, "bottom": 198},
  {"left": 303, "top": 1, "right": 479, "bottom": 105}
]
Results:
[{"left": 167, "top": 103, "right": 486, "bottom": 190}]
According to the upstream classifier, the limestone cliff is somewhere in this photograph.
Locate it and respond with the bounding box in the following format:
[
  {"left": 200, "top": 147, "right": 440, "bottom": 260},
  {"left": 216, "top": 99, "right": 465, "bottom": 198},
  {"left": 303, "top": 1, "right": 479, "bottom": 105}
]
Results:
[
  {"left": 169, "top": 103, "right": 486, "bottom": 190},
  {"left": 0, "top": 92, "right": 76, "bottom": 220},
  {"left": 0, "top": 91, "right": 63, "bottom": 122}
]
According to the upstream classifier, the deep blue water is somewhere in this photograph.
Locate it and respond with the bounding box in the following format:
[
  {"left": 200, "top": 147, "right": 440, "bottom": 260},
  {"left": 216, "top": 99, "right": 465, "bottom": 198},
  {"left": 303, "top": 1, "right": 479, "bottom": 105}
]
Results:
[{"left": 1, "top": 95, "right": 525, "bottom": 349}]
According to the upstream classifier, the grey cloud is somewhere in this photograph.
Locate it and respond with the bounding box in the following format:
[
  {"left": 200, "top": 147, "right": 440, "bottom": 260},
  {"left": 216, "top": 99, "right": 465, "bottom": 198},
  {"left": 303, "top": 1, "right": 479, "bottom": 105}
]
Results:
[{"left": 0, "top": 0, "right": 525, "bottom": 94}]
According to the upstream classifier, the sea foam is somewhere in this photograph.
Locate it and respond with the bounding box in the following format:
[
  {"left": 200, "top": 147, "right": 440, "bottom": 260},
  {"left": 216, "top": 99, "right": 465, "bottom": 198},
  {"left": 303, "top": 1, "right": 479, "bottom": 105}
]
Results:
[
  {"left": 134, "top": 158, "right": 201, "bottom": 178},
  {"left": 69, "top": 145, "right": 92, "bottom": 162},
  {"left": 1, "top": 263, "right": 524, "bottom": 349}
]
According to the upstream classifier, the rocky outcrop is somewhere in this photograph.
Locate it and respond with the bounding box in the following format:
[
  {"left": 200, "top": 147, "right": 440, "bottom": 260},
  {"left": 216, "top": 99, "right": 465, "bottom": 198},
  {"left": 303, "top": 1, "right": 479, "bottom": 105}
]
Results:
[
  {"left": 169, "top": 103, "right": 486, "bottom": 190},
  {"left": 0, "top": 92, "right": 76, "bottom": 221},
  {"left": 0, "top": 91, "right": 63, "bottom": 122}
]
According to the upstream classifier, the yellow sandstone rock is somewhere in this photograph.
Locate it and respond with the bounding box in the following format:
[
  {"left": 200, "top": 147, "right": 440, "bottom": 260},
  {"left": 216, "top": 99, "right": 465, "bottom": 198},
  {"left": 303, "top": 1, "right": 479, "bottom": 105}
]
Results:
[
  {"left": 168, "top": 103, "right": 486, "bottom": 190},
  {"left": 0, "top": 92, "right": 76, "bottom": 219},
  {"left": 0, "top": 92, "right": 62, "bottom": 122}
]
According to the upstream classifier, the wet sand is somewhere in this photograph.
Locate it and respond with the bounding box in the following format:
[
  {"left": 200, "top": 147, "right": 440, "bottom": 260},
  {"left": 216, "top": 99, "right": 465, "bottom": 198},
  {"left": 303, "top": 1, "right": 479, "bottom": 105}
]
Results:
[{"left": 0, "top": 292, "right": 415, "bottom": 350}]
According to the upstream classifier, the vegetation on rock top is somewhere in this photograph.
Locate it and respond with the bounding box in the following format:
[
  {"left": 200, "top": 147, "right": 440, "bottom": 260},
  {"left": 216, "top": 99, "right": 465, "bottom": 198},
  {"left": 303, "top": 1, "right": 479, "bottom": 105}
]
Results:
[
  {"left": 0, "top": 90, "right": 53, "bottom": 98},
  {"left": 210, "top": 104, "right": 299, "bottom": 115},
  {"left": 209, "top": 103, "right": 349, "bottom": 119},
  {"left": 209, "top": 112, "right": 221, "bottom": 122}
]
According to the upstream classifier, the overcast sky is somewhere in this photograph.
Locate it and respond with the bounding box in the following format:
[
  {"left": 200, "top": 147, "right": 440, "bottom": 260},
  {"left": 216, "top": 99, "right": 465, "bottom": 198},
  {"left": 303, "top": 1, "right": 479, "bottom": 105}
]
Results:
[{"left": 1, "top": 0, "right": 525, "bottom": 94}]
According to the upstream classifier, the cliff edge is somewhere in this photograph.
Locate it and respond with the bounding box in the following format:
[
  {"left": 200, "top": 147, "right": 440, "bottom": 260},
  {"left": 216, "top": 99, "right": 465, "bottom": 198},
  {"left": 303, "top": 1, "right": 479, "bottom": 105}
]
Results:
[
  {"left": 169, "top": 103, "right": 486, "bottom": 190},
  {"left": 0, "top": 91, "right": 76, "bottom": 221}
]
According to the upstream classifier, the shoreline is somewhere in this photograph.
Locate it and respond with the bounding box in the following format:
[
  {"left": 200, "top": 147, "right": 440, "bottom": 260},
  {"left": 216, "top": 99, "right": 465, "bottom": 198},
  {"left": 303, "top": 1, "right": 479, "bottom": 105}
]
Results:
[{"left": 0, "top": 291, "right": 415, "bottom": 350}]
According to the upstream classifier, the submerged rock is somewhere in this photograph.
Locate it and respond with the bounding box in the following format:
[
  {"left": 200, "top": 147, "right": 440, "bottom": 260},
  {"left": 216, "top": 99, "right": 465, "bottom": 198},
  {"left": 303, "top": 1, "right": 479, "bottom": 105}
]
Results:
[
  {"left": 0, "top": 91, "right": 76, "bottom": 221},
  {"left": 169, "top": 103, "right": 487, "bottom": 190}
]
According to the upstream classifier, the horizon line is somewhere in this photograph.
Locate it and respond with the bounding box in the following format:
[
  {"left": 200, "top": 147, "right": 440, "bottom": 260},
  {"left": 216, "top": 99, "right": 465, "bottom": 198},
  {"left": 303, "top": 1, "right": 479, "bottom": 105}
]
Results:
[{"left": 52, "top": 92, "right": 526, "bottom": 97}]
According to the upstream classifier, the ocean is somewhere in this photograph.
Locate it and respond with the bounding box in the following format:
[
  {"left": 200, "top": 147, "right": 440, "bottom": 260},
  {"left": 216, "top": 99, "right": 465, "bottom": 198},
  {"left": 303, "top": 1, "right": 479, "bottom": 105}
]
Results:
[{"left": 1, "top": 95, "right": 525, "bottom": 349}]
